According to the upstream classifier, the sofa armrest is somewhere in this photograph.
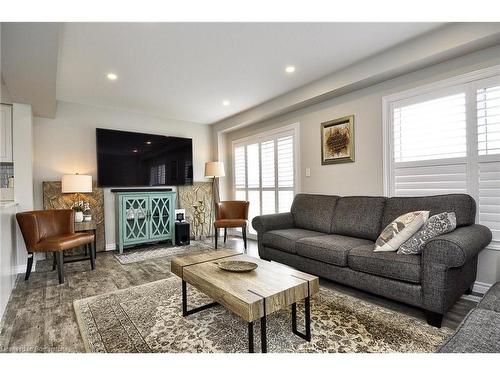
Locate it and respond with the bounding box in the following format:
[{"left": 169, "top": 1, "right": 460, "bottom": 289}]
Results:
[
  {"left": 423, "top": 224, "right": 492, "bottom": 268},
  {"left": 252, "top": 213, "right": 295, "bottom": 233}
]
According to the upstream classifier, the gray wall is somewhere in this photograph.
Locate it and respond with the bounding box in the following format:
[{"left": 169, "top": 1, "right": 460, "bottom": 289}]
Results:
[
  {"left": 33, "top": 101, "right": 212, "bottom": 248},
  {"left": 220, "top": 45, "right": 500, "bottom": 286}
]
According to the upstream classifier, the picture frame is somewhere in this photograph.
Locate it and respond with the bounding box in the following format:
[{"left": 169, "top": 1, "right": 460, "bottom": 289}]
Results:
[{"left": 321, "top": 115, "right": 355, "bottom": 165}]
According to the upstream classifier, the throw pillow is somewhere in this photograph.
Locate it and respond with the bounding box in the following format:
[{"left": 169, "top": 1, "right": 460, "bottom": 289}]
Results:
[
  {"left": 397, "top": 212, "right": 457, "bottom": 255},
  {"left": 374, "top": 211, "right": 429, "bottom": 252}
]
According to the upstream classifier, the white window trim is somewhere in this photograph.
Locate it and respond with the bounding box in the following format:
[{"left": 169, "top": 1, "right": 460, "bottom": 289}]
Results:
[
  {"left": 231, "top": 123, "right": 300, "bottom": 239},
  {"left": 382, "top": 64, "right": 500, "bottom": 251}
]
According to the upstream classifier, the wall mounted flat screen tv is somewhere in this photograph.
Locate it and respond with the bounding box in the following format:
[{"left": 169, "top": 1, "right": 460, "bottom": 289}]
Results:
[{"left": 96, "top": 128, "right": 193, "bottom": 187}]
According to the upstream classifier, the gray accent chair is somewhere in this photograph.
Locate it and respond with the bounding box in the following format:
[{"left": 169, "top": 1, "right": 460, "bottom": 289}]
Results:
[
  {"left": 252, "top": 194, "right": 492, "bottom": 327},
  {"left": 439, "top": 282, "right": 500, "bottom": 352}
]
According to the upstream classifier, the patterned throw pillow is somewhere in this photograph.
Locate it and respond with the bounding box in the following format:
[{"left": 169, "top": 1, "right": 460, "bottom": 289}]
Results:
[
  {"left": 374, "top": 211, "right": 429, "bottom": 252},
  {"left": 397, "top": 212, "right": 457, "bottom": 255}
]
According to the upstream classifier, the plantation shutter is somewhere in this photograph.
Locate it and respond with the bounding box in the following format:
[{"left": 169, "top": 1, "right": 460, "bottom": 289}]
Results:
[
  {"left": 391, "top": 92, "right": 468, "bottom": 197},
  {"left": 232, "top": 126, "right": 297, "bottom": 236},
  {"left": 277, "top": 134, "right": 295, "bottom": 212},
  {"left": 477, "top": 84, "right": 500, "bottom": 248}
]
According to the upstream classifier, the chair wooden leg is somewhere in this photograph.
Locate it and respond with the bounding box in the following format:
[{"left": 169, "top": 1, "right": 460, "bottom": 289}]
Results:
[
  {"left": 89, "top": 242, "right": 95, "bottom": 270},
  {"left": 56, "top": 251, "right": 64, "bottom": 284},
  {"left": 242, "top": 226, "right": 247, "bottom": 250},
  {"left": 224, "top": 228, "right": 227, "bottom": 243},
  {"left": 25, "top": 252, "right": 34, "bottom": 281},
  {"left": 214, "top": 225, "right": 218, "bottom": 249},
  {"left": 52, "top": 252, "right": 57, "bottom": 271}
]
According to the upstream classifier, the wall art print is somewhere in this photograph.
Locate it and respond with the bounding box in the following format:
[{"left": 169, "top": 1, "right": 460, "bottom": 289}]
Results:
[{"left": 321, "top": 115, "right": 355, "bottom": 164}]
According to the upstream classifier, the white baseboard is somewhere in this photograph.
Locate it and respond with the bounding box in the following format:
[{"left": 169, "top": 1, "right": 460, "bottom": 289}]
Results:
[
  {"left": 105, "top": 243, "right": 116, "bottom": 251},
  {"left": 13, "top": 264, "right": 30, "bottom": 274},
  {"left": 473, "top": 281, "right": 492, "bottom": 295}
]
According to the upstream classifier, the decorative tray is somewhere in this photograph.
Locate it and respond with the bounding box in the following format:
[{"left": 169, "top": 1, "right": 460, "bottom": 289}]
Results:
[{"left": 215, "top": 260, "right": 258, "bottom": 272}]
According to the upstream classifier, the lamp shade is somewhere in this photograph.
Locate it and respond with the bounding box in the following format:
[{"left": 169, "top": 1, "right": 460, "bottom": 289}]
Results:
[
  {"left": 204, "top": 161, "right": 225, "bottom": 178},
  {"left": 61, "top": 174, "right": 92, "bottom": 193}
]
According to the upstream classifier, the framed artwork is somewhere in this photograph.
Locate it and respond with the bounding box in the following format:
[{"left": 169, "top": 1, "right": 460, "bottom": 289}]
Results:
[{"left": 321, "top": 115, "right": 355, "bottom": 164}]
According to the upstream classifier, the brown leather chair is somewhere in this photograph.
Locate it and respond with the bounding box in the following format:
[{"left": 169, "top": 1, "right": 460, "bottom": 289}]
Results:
[
  {"left": 214, "top": 201, "right": 250, "bottom": 250},
  {"left": 16, "top": 209, "right": 95, "bottom": 284}
]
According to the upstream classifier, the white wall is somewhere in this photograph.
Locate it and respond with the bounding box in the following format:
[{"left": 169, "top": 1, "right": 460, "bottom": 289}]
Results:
[
  {"left": 1, "top": 77, "right": 12, "bottom": 104},
  {"left": 220, "top": 45, "right": 500, "bottom": 287},
  {"left": 33, "top": 101, "right": 212, "bottom": 248},
  {"left": 12, "top": 103, "right": 34, "bottom": 267}
]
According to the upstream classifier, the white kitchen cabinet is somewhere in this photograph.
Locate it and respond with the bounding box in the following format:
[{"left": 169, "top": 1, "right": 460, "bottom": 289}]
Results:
[{"left": 1, "top": 104, "right": 13, "bottom": 162}]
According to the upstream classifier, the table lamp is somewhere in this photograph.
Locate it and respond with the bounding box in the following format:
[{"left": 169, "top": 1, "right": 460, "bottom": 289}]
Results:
[{"left": 61, "top": 173, "right": 92, "bottom": 204}]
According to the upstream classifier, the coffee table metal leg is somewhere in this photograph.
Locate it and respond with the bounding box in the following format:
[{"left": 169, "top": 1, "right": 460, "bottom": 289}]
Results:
[
  {"left": 292, "top": 296, "right": 311, "bottom": 341},
  {"left": 248, "top": 322, "right": 254, "bottom": 353},
  {"left": 181, "top": 280, "right": 219, "bottom": 317},
  {"left": 260, "top": 316, "right": 267, "bottom": 353}
]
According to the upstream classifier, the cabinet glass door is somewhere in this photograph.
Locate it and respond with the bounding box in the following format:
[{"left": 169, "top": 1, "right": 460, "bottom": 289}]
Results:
[
  {"left": 122, "top": 196, "right": 150, "bottom": 243},
  {"left": 149, "top": 195, "right": 171, "bottom": 240}
]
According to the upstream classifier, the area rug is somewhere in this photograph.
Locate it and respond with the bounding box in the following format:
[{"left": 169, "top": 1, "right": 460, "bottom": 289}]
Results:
[
  {"left": 113, "top": 241, "right": 214, "bottom": 264},
  {"left": 73, "top": 277, "right": 452, "bottom": 353}
]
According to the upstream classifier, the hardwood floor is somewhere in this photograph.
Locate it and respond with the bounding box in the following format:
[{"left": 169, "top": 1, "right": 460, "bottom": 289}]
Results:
[{"left": 0, "top": 237, "right": 478, "bottom": 353}]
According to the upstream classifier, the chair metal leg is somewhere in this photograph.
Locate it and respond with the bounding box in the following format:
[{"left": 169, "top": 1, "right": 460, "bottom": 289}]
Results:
[
  {"left": 89, "top": 242, "right": 95, "bottom": 270},
  {"left": 214, "top": 226, "right": 218, "bottom": 249},
  {"left": 224, "top": 228, "right": 227, "bottom": 243},
  {"left": 56, "top": 251, "right": 64, "bottom": 284},
  {"left": 242, "top": 226, "right": 247, "bottom": 250},
  {"left": 52, "top": 252, "right": 57, "bottom": 271},
  {"left": 25, "top": 252, "right": 34, "bottom": 281}
]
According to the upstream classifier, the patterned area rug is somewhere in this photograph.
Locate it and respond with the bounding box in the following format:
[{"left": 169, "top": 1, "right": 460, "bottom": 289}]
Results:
[
  {"left": 73, "top": 277, "right": 451, "bottom": 353},
  {"left": 113, "top": 241, "right": 214, "bottom": 264}
]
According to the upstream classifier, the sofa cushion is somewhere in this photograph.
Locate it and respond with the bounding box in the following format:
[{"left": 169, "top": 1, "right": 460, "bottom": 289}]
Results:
[
  {"left": 291, "top": 194, "right": 339, "bottom": 233},
  {"left": 478, "top": 281, "right": 500, "bottom": 312},
  {"left": 296, "top": 235, "right": 374, "bottom": 267},
  {"left": 331, "top": 196, "right": 387, "bottom": 241},
  {"left": 382, "top": 194, "right": 476, "bottom": 230},
  {"left": 348, "top": 244, "right": 422, "bottom": 283},
  {"left": 439, "top": 309, "right": 500, "bottom": 353},
  {"left": 262, "top": 228, "right": 326, "bottom": 254}
]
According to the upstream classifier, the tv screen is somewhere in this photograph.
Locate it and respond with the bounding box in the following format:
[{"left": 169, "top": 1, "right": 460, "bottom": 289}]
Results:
[{"left": 96, "top": 128, "right": 193, "bottom": 187}]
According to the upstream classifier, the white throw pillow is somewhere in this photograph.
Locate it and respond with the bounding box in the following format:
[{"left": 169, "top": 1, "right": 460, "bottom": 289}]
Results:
[{"left": 374, "top": 211, "right": 430, "bottom": 252}]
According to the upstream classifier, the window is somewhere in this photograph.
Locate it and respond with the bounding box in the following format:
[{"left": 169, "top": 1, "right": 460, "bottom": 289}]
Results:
[
  {"left": 233, "top": 124, "right": 299, "bottom": 235},
  {"left": 384, "top": 66, "right": 500, "bottom": 250}
]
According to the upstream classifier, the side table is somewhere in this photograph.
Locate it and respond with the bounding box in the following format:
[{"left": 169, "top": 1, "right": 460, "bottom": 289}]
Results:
[{"left": 75, "top": 220, "right": 98, "bottom": 257}]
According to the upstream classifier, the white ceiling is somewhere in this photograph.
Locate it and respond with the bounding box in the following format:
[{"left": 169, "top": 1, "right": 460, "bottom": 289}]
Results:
[
  {"left": 56, "top": 23, "right": 444, "bottom": 124},
  {"left": 1, "top": 23, "right": 60, "bottom": 118}
]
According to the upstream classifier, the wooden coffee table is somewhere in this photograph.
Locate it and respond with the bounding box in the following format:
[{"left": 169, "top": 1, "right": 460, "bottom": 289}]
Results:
[{"left": 171, "top": 250, "right": 319, "bottom": 353}]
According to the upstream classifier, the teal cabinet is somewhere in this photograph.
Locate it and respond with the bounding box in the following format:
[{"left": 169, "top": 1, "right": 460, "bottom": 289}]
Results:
[{"left": 115, "top": 191, "right": 176, "bottom": 253}]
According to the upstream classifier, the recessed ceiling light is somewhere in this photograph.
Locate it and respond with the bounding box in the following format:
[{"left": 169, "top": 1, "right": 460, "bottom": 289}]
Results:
[
  {"left": 132, "top": 149, "right": 138, "bottom": 153},
  {"left": 107, "top": 73, "right": 118, "bottom": 80},
  {"left": 145, "top": 141, "right": 152, "bottom": 145},
  {"left": 222, "top": 100, "right": 230, "bottom": 106},
  {"left": 285, "top": 66, "right": 296, "bottom": 74}
]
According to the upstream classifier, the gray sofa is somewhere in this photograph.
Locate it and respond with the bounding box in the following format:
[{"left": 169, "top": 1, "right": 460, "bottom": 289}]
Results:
[
  {"left": 440, "top": 282, "right": 500, "bottom": 352},
  {"left": 252, "top": 194, "right": 492, "bottom": 327}
]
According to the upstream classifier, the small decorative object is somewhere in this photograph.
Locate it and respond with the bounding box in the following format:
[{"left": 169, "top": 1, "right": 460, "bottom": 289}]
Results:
[
  {"left": 83, "top": 202, "right": 92, "bottom": 222},
  {"left": 72, "top": 202, "right": 84, "bottom": 223},
  {"left": 192, "top": 200, "right": 206, "bottom": 240},
  {"left": 215, "top": 260, "right": 258, "bottom": 272},
  {"left": 176, "top": 212, "right": 185, "bottom": 222},
  {"left": 321, "top": 115, "right": 355, "bottom": 164}
]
